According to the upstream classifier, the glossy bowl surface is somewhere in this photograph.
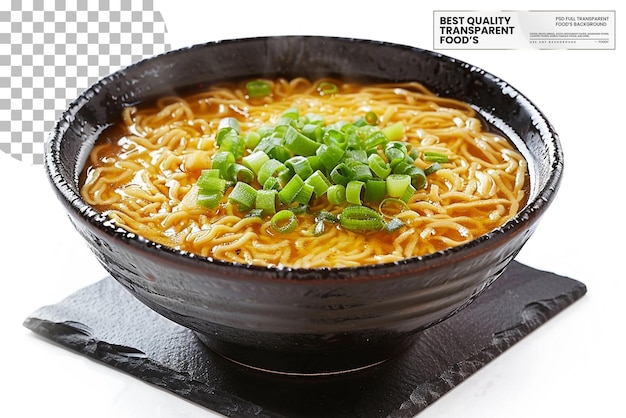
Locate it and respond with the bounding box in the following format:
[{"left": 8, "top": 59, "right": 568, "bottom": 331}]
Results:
[{"left": 45, "top": 36, "right": 563, "bottom": 375}]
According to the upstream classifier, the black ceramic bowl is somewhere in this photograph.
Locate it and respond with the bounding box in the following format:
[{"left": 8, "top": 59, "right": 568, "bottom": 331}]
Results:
[{"left": 45, "top": 36, "right": 563, "bottom": 375}]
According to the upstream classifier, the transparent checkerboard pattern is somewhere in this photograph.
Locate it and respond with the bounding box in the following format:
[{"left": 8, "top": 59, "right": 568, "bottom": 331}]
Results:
[{"left": 0, "top": 0, "right": 171, "bottom": 165}]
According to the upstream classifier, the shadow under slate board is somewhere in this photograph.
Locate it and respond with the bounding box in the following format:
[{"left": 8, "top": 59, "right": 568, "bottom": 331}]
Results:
[{"left": 23, "top": 261, "right": 587, "bottom": 417}]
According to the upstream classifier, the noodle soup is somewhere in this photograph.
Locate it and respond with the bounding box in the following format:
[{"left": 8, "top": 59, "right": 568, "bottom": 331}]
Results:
[{"left": 80, "top": 78, "right": 528, "bottom": 268}]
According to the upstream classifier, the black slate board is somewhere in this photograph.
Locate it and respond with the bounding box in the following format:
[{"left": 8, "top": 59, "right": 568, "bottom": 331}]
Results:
[{"left": 23, "top": 261, "right": 586, "bottom": 417}]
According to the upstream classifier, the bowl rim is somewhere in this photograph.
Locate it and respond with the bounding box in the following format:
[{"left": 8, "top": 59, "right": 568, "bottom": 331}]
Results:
[{"left": 45, "top": 35, "right": 564, "bottom": 280}]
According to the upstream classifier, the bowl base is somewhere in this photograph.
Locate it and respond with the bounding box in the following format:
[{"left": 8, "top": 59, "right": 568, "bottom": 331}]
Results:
[{"left": 194, "top": 332, "right": 421, "bottom": 376}]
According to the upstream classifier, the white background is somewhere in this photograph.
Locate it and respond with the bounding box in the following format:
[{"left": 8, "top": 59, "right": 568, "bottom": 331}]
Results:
[{"left": 2, "top": 0, "right": 624, "bottom": 417}]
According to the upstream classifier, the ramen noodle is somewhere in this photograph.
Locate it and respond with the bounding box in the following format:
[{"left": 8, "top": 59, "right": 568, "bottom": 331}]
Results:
[{"left": 80, "top": 78, "right": 528, "bottom": 268}]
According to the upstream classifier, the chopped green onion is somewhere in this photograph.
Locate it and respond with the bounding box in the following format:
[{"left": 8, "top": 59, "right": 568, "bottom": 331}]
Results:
[
  {"left": 255, "top": 189, "right": 277, "bottom": 216},
  {"left": 385, "top": 147, "right": 406, "bottom": 169},
  {"left": 346, "top": 180, "right": 365, "bottom": 205},
  {"left": 365, "top": 111, "right": 378, "bottom": 125},
  {"left": 197, "top": 170, "right": 226, "bottom": 193},
  {"left": 392, "top": 160, "right": 414, "bottom": 175},
  {"left": 301, "top": 124, "right": 323, "bottom": 142},
  {"left": 245, "top": 131, "right": 261, "bottom": 149},
  {"left": 198, "top": 168, "right": 221, "bottom": 178},
  {"left": 262, "top": 176, "right": 280, "bottom": 190},
  {"left": 197, "top": 104, "right": 429, "bottom": 232},
  {"left": 304, "top": 170, "right": 331, "bottom": 197},
  {"left": 400, "top": 183, "right": 417, "bottom": 203},
  {"left": 407, "top": 166, "right": 427, "bottom": 190},
  {"left": 218, "top": 117, "right": 241, "bottom": 134},
  {"left": 278, "top": 174, "right": 304, "bottom": 205},
  {"left": 268, "top": 144, "right": 291, "bottom": 163},
  {"left": 284, "top": 126, "right": 321, "bottom": 156},
  {"left": 281, "top": 107, "right": 299, "bottom": 120},
  {"left": 294, "top": 183, "right": 315, "bottom": 205},
  {"left": 424, "top": 151, "right": 449, "bottom": 163},
  {"left": 317, "top": 81, "right": 338, "bottom": 95},
  {"left": 246, "top": 80, "right": 272, "bottom": 98},
  {"left": 353, "top": 117, "right": 367, "bottom": 128},
  {"left": 285, "top": 155, "right": 313, "bottom": 180},
  {"left": 211, "top": 151, "right": 236, "bottom": 180},
  {"left": 368, "top": 153, "right": 391, "bottom": 179},
  {"left": 216, "top": 129, "right": 245, "bottom": 160},
  {"left": 348, "top": 161, "right": 373, "bottom": 181},
  {"left": 270, "top": 210, "right": 298, "bottom": 233},
  {"left": 197, "top": 192, "right": 223, "bottom": 209},
  {"left": 257, "top": 159, "right": 289, "bottom": 186},
  {"left": 339, "top": 205, "right": 385, "bottom": 232},
  {"left": 288, "top": 204, "right": 308, "bottom": 215},
  {"left": 326, "top": 184, "right": 346, "bottom": 205},
  {"left": 196, "top": 169, "right": 226, "bottom": 209},
  {"left": 316, "top": 210, "right": 339, "bottom": 223},
  {"left": 381, "top": 122, "right": 404, "bottom": 141},
  {"left": 386, "top": 174, "right": 412, "bottom": 198},
  {"left": 313, "top": 210, "right": 339, "bottom": 236},
  {"left": 379, "top": 198, "right": 409, "bottom": 218},
  {"left": 229, "top": 182, "right": 257, "bottom": 211},
  {"left": 392, "top": 161, "right": 426, "bottom": 190},
  {"left": 242, "top": 151, "right": 270, "bottom": 175},
  {"left": 316, "top": 143, "right": 345, "bottom": 172},
  {"left": 307, "top": 155, "right": 323, "bottom": 172},
  {"left": 244, "top": 208, "right": 265, "bottom": 218},
  {"left": 329, "top": 163, "right": 354, "bottom": 186},
  {"left": 424, "top": 162, "right": 442, "bottom": 176},
  {"left": 344, "top": 149, "right": 368, "bottom": 164},
  {"left": 362, "top": 131, "right": 388, "bottom": 149},
  {"left": 323, "top": 129, "right": 348, "bottom": 149},
  {"left": 364, "top": 178, "right": 386, "bottom": 203},
  {"left": 232, "top": 163, "right": 255, "bottom": 183}
]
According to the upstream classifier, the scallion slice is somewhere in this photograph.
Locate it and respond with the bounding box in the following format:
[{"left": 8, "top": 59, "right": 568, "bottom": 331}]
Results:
[
  {"left": 284, "top": 126, "right": 321, "bottom": 156},
  {"left": 381, "top": 122, "right": 404, "bottom": 141},
  {"left": 339, "top": 205, "right": 385, "bottom": 232},
  {"left": 258, "top": 159, "right": 288, "bottom": 186},
  {"left": 294, "top": 183, "right": 315, "bottom": 205},
  {"left": 278, "top": 174, "right": 305, "bottom": 205},
  {"left": 364, "top": 178, "right": 386, "bottom": 203},
  {"left": 424, "top": 162, "right": 442, "bottom": 176},
  {"left": 316, "top": 143, "right": 345, "bottom": 172},
  {"left": 229, "top": 182, "right": 257, "bottom": 211},
  {"left": 346, "top": 180, "right": 365, "bottom": 205},
  {"left": 210, "top": 151, "right": 236, "bottom": 181},
  {"left": 365, "top": 111, "right": 378, "bottom": 125},
  {"left": 285, "top": 155, "right": 313, "bottom": 180},
  {"left": 424, "top": 151, "right": 449, "bottom": 163},
  {"left": 242, "top": 151, "right": 270, "bottom": 175},
  {"left": 327, "top": 184, "right": 346, "bottom": 205},
  {"left": 232, "top": 163, "right": 255, "bottom": 183},
  {"left": 197, "top": 192, "right": 223, "bottom": 209},
  {"left": 313, "top": 210, "right": 339, "bottom": 236},
  {"left": 304, "top": 170, "right": 331, "bottom": 197},
  {"left": 197, "top": 170, "right": 226, "bottom": 193},
  {"left": 329, "top": 163, "right": 354, "bottom": 186},
  {"left": 255, "top": 189, "right": 277, "bottom": 216},
  {"left": 246, "top": 80, "right": 272, "bottom": 98},
  {"left": 386, "top": 174, "right": 412, "bottom": 198},
  {"left": 368, "top": 153, "right": 391, "bottom": 179},
  {"left": 218, "top": 117, "right": 241, "bottom": 134},
  {"left": 317, "top": 81, "right": 338, "bottom": 95},
  {"left": 270, "top": 210, "right": 298, "bottom": 234}
]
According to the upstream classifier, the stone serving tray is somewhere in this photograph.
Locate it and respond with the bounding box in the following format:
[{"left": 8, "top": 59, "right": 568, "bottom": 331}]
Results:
[{"left": 24, "top": 261, "right": 586, "bottom": 417}]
